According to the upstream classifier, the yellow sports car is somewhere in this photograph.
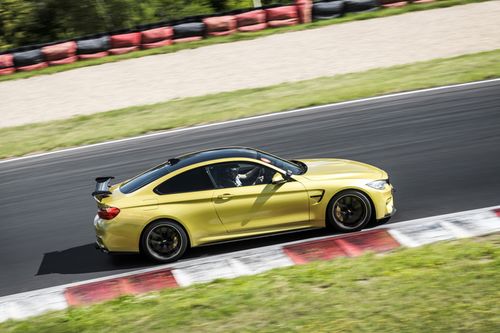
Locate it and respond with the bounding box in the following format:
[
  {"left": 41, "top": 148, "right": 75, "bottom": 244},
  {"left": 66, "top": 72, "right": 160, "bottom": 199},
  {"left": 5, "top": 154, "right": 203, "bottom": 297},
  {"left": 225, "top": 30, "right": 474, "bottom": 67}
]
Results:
[{"left": 93, "top": 147, "right": 395, "bottom": 262}]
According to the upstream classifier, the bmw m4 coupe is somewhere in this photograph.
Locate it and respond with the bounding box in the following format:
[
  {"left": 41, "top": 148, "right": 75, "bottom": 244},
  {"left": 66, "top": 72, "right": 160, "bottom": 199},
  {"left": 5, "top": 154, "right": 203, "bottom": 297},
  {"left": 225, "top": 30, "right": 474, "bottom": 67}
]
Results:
[{"left": 93, "top": 147, "right": 395, "bottom": 262}]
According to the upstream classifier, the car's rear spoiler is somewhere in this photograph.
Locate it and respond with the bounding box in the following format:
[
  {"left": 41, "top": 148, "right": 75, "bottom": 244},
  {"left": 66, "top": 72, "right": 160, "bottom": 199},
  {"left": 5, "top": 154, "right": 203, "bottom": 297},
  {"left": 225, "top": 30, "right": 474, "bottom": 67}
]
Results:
[{"left": 92, "top": 176, "right": 114, "bottom": 201}]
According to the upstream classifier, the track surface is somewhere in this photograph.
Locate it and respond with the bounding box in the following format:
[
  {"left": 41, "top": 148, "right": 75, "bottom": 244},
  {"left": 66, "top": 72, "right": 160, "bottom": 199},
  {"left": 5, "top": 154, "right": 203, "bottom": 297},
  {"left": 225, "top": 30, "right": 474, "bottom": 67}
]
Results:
[{"left": 1, "top": 80, "right": 499, "bottom": 296}]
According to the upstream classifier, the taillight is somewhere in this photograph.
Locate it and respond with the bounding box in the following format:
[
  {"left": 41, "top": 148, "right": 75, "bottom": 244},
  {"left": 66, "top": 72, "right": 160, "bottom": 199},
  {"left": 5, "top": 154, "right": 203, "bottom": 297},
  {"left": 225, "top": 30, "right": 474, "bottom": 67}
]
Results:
[{"left": 98, "top": 207, "right": 120, "bottom": 220}]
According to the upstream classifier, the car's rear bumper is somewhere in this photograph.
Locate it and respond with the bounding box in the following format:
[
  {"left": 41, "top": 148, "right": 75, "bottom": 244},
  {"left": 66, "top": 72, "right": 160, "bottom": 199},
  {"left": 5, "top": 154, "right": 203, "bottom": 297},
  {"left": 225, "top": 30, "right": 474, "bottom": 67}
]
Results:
[
  {"left": 95, "top": 234, "right": 109, "bottom": 253},
  {"left": 94, "top": 214, "right": 141, "bottom": 253}
]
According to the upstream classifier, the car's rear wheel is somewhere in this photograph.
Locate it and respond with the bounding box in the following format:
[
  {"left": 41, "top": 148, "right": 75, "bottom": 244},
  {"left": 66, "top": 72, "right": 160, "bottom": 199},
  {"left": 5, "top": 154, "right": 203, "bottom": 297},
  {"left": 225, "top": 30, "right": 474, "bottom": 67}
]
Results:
[
  {"left": 141, "top": 220, "right": 188, "bottom": 263},
  {"left": 327, "top": 190, "right": 372, "bottom": 232}
]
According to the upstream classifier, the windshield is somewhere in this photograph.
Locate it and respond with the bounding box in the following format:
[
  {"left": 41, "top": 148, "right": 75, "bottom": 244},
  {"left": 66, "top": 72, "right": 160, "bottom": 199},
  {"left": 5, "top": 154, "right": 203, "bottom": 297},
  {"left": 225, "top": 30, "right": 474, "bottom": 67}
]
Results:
[{"left": 257, "top": 152, "right": 305, "bottom": 175}]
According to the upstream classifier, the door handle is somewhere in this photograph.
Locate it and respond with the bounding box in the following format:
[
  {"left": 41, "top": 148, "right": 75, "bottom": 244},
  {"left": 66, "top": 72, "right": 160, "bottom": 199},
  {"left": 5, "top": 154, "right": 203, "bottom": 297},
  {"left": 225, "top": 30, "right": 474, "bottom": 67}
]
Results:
[{"left": 217, "top": 193, "right": 233, "bottom": 200}]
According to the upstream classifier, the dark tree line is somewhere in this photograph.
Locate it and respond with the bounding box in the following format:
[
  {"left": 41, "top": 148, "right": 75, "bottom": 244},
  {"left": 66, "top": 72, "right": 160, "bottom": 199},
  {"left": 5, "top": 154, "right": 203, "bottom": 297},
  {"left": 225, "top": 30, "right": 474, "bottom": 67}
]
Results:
[{"left": 0, "top": 0, "right": 289, "bottom": 51}]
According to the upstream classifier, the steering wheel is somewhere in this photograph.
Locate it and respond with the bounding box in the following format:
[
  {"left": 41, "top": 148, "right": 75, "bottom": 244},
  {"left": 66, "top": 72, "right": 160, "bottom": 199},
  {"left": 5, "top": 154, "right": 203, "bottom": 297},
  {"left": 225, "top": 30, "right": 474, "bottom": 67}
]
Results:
[{"left": 253, "top": 167, "right": 266, "bottom": 185}]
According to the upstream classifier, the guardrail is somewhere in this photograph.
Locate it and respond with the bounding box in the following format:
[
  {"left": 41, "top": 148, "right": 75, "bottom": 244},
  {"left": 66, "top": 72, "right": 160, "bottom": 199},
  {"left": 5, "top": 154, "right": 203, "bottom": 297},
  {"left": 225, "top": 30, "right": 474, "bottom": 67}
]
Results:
[{"left": 0, "top": 0, "right": 433, "bottom": 76}]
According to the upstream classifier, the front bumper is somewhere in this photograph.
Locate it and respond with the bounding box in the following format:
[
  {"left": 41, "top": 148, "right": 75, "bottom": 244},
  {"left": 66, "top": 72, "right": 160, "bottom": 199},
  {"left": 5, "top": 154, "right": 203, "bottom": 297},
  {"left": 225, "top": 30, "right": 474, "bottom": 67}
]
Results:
[{"left": 369, "top": 184, "right": 396, "bottom": 220}]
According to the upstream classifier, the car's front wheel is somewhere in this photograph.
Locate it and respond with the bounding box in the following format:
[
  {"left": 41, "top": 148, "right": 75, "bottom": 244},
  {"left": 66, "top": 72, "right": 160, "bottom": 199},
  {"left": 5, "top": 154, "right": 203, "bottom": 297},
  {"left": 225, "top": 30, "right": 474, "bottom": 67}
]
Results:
[
  {"left": 140, "top": 220, "right": 188, "bottom": 263},
  {"left": 327, "top": 190, "right": 372, "bottom": 232}
]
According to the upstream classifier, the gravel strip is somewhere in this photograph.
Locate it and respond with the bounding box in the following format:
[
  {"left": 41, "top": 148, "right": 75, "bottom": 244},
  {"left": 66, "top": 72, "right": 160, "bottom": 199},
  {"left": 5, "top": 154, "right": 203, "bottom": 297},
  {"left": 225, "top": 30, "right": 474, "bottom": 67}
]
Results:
[{"left": 1, "top": 1, "right": 499, "bottom": 128}]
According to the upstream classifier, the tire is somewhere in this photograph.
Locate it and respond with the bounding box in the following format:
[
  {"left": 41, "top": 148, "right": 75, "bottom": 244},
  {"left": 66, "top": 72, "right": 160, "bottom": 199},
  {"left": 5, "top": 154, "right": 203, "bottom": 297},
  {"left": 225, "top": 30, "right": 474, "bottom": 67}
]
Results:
[
  {"left": 140, "top": 220, "right": 188, "bottom": 263},
  {"left": 326, "top": 190, "right": 373, "bottom": 232}
]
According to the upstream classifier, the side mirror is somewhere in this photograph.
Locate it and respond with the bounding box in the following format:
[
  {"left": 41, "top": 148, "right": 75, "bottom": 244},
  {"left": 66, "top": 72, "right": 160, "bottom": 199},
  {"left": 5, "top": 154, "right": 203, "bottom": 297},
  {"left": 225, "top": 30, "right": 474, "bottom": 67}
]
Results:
[{"left": 272, "top": 172, "right": 288, "bottom": 185}]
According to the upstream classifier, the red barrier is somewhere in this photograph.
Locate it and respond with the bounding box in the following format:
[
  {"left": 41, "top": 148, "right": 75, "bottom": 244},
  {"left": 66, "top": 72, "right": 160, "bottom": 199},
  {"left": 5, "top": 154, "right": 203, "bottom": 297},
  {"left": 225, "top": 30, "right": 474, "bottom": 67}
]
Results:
[
  {"left": 295, "top": 0, "right": 313, "bottom": 24},
  {"left": 109, "top": 46, "right": 140, "bottom": 55},
  {"left": 78, "top": 51, "right": 109, "bottom": 60},
  {"left": 380, "top": 0, "right": 408, "bottom": 7},
  {"left": 48, "top": 55, "right": 78, "bottom": 66},
  {"left": 173, "top": 36, "right": 203, "bottom": 43},
  {"left": 42, "top": 41, "right": 77, "bottom": 62},
  {"left": 0, "top": 54, "right": 14, "bottom": 68},
  {"left": 236, "top": 10, "right": 267, "bottom": 32},
  {"left": 238, "top": 22, "right": 268, "bottom": 32},
  {"left": 141, "top": 27, "right": 174, "bottom": 44},
  {"left": 203, "top": 15, "right": 237, "bottom": 37},
  {"left": 109, "top": 32, "right": 141, "bottom": 55},
  {"left": 265, "top": 6, "right": 299, "bottom": 28},
  {"left": 142, "top": 39, "right": 173, "bottom": 49},
  {"left": 16, "top": 62, "right": 48, "bottom": 72},
  {"left": 0, "top": 67, "right": 15, "bottom": 75}
]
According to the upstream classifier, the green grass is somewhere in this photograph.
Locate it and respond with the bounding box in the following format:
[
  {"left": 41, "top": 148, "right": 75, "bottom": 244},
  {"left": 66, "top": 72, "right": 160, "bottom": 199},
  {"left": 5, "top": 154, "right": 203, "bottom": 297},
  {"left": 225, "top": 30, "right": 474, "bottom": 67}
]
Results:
[
  {"left": 1, "top": 48, "right": 499, "bottom": 159},
  {"left": 0, "top": 0, "right": 490, "bottom": 83},
  {"left": 1, "top": 234, "right": 499, "bottom": 332}
]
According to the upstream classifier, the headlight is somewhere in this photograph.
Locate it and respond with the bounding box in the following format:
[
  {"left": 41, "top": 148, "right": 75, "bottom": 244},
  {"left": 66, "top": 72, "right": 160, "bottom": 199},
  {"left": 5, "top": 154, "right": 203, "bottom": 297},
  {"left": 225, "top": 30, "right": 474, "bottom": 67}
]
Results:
[{"left": 367, "top": 179, "right": 389, "bottom": 190}]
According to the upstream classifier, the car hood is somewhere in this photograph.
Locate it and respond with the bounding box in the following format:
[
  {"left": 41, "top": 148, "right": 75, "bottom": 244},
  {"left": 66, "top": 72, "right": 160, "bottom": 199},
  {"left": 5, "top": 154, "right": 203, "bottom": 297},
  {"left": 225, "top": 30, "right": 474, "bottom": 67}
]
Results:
[{"left": 298, "top": 159, "right": 386, "bottom": 180}]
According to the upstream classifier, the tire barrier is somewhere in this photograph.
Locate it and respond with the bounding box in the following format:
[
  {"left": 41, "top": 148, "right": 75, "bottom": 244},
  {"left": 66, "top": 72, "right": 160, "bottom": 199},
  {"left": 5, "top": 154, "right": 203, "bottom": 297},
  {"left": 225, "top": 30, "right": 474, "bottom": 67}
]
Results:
[
  {"left": 109, "top": 32, "right": 141, "bottom": 55},
  {"left": 344, "top": 0, "right": 380, "bottom": 13},
  {"left": 77, "top": 36, "right": 110, "bottom": 59},
  {"left": 173, "top": 22, "right": 205, "bottom": 42},
  {"left": 42, "top": 41, "right": 77, "bottom": 66},
  {"left": 312, "top": 1, "right": 345, "bottom": 20},
  {"left": 235, "top": 10, "right": 267, "bottom": 32},
  {"left": 141, "top": 27, "right": 174, "bottom": 49},
  {"left": 203, "top": 16, "right": 237, "bottom": 37},
  {"left": 13, "top": 49, "right": 48, "bottom": 71},
  {"left": 265, "top": 6, "right": 299, "bottom": 28},
  {"left": 0, "top": 0, "right": 400, "bottom": 76},
  {"left": 0, "top": 54, "right": 14, "bottom": 75}
]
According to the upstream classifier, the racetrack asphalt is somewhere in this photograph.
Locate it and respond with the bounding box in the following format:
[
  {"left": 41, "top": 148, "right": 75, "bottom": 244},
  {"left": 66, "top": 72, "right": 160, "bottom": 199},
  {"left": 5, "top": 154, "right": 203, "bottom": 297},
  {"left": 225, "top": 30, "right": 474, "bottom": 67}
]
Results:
[{"left": 0, "top": 80, "right": 499, "bottom": 296}]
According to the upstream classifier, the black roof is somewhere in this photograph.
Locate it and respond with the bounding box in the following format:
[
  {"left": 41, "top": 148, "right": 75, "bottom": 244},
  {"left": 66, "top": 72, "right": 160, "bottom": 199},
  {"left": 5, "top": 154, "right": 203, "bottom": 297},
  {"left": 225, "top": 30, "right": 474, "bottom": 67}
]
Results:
[{"left": 176, "top": 147, "right": 258, "bottom": 166}]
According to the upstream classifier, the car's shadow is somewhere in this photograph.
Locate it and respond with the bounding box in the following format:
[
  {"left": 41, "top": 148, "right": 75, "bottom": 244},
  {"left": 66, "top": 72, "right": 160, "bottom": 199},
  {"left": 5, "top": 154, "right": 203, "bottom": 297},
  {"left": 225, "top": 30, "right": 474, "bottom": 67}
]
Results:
[
  {"left": 36, "top": 222, "right": 385, "bottom": 276},
  {"left": 36, "top": 243, "right": 151, "bottom": 275}
]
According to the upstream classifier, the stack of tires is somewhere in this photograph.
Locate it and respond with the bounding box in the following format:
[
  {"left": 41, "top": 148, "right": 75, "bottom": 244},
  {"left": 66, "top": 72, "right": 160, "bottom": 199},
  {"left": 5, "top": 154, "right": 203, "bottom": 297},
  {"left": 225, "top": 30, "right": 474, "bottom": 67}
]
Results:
[
  {"left": 0, "top": 54, "right": 15, "bottom": 75},
  {"left": 109, "top": 32, "right": 141, "bottom": 55},
  {"left": 13, "top": 49, "right": 48, "bottom": 72},
  {"left": 312, "top": 1, "right": 345, "bottom": 20},
  {"left": 265, "top": 6, "right": 300, "bottom": 28},
  {"left": 235, "top": 10, "right": 267, "bottom": 32},
  {"left": 173, "top": 22, "right": 206, "bottom": 43},
  {"left": 77, "top": 36, "right": 110, "bottom": 60},
  {"left": 140, "top": 27, "right": 174, "bottom": 49},
  {"left": 203, "top": 16, "right": 237, "bottom": 37},
  {"left": 41, "top": 41, "right": 77, "bottom": 66}
]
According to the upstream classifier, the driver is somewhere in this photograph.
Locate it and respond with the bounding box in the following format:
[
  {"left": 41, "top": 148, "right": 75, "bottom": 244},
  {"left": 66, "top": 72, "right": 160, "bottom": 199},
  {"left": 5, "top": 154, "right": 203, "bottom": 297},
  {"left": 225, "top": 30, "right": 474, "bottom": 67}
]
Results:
[{"left": 221, "top": 164, "right": 263, "bottom": 187}]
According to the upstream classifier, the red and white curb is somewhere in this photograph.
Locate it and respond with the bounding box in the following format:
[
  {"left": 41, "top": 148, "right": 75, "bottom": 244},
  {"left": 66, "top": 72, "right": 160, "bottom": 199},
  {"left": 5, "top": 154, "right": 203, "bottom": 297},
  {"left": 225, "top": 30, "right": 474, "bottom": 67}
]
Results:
[{"left": 1, "top": 205, "right": 499, "bottom": 322}]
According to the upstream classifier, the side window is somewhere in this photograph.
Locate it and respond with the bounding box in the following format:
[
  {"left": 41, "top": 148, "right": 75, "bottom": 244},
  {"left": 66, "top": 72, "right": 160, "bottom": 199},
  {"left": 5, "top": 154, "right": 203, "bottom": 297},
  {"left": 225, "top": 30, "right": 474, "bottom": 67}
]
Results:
[
  {"left": 207, "top": 162, "right": 275, "bottom": 189},
  {"left": 154, "top": 167, "right": 214, "bottom": 195}
]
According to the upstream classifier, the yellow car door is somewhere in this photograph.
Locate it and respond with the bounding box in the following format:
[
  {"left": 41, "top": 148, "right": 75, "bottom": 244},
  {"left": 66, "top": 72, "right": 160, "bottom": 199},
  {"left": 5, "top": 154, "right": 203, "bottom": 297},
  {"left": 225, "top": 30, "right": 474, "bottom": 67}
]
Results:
[{"left": 209, "top": 161, "right": 310, "bottom": 234}]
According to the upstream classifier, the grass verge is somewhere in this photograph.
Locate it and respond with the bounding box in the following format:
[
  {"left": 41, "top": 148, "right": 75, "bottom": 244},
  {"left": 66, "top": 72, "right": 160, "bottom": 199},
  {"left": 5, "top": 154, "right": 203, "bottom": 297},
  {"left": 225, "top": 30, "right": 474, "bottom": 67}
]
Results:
[
  {"left": 0, "top": 0, "right": 490, "bottom": 83},
  {"left": 1, "top": 234, "right": 499, "bottom": 332},
  {"left": 1, "top": 48, "right": 500, "bottom": 159}
]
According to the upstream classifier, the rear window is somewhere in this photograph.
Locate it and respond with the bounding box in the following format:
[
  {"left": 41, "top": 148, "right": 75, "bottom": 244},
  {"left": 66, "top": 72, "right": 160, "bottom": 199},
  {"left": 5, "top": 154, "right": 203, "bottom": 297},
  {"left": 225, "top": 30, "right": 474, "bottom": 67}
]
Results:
[
  {"left": 120, "top": 162, "right": 173, "bottom": 194},
  {"left": 154, "top": 167, "right": 214, "bottom": 195}
]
